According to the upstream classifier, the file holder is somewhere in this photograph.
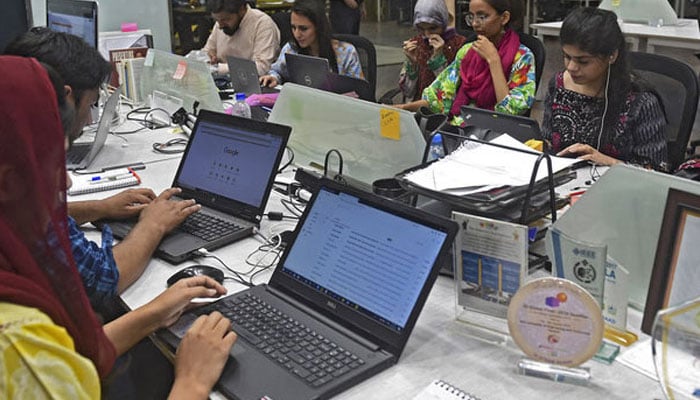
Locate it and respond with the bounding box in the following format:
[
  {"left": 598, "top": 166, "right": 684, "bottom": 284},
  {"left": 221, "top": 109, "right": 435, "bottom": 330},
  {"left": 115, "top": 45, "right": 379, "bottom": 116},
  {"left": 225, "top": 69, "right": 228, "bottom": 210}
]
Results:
[{"left": 398, "top": 130, "right": 572, "bottom": 225}]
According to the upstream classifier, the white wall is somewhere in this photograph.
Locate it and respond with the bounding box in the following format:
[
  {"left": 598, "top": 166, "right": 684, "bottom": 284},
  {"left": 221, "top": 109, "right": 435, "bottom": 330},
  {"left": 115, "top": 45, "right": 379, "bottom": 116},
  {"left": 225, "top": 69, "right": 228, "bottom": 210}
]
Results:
[{"left": 31, "top": 0, "right": 172, "bottom": 52}]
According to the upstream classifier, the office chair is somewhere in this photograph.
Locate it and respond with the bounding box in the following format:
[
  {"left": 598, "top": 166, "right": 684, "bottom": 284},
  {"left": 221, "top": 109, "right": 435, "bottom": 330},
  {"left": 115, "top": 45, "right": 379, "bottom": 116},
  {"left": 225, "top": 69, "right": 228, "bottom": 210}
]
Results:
[
  {"left": 518, "top": 32, "right": 545, "bottom": 91},
  {"left": 628, "top": 51, "right": 699, "bottom": 171},
  {"left": 270, "top": 11, "right": 292, "bottom": 48},
  {"left": 333, "top": 34, "right": 377, "bottom": 102}
]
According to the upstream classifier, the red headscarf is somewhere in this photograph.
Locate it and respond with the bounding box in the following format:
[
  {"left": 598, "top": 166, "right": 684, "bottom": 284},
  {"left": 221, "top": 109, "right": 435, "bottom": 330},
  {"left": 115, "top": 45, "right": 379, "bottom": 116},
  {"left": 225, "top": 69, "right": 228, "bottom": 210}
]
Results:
[
  {"left": 450, "top": 28, "right": 520, "bottom": 116},
  {"left": 0, "top": 56, "right": 116, "bottom": 377}
]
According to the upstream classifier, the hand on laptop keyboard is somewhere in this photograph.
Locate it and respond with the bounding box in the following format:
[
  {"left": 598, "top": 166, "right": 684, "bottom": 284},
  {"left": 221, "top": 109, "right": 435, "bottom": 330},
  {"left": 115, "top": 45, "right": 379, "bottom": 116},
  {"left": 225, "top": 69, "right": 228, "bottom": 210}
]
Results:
[
  {"left": 138, "top": 188, "right": 202, "bottom": 234},
  {"left": 173, "top": 311, "right": 238, "bottom": 397}
]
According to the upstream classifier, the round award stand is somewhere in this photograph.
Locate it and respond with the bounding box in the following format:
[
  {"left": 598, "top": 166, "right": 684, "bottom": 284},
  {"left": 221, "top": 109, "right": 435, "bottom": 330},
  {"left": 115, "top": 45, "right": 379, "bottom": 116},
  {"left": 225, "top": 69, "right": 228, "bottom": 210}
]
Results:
[{"left": 507, "top": 277, "right": 604, "bottom": 385}]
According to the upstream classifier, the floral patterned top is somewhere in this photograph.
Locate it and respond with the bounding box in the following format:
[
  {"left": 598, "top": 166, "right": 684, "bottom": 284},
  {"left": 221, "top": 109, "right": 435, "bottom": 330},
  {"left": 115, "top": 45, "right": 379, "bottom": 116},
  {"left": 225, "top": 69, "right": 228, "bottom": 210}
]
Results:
[
  {"left": 542, "top": 72, "right": 668, "bottom": 171},
  {"left": 268, "top": 40, "right": 364, "bottom": 84},
  {"left": 422, "top": 41, "right": 536, "bottom": 125}
]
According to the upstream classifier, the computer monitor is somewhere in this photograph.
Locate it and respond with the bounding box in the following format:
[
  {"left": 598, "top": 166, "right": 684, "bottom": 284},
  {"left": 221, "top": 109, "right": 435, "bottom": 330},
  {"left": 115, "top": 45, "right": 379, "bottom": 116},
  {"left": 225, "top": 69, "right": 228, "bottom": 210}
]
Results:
[
  {"left": 47, "top": 0, "right": 98, "bottom": 48},
  {"left": 0, "top": 0, "right": 33, "bottom": 52},
  {"left": 598, "top": 0, "right": 678, "bottom": 26}
]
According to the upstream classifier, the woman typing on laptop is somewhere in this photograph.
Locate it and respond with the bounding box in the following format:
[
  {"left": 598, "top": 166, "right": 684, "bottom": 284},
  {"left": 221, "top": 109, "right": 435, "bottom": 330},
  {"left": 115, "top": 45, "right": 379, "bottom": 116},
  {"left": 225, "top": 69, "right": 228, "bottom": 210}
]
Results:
[
  {"left": 259, "top": 0, "right": 364, "bottom": 87},
  {"left": 0, "top": 56, "right": 236, "bottom": 399},
  {"left": 540, "top": 8, "right": 668, "bottom": 171}
]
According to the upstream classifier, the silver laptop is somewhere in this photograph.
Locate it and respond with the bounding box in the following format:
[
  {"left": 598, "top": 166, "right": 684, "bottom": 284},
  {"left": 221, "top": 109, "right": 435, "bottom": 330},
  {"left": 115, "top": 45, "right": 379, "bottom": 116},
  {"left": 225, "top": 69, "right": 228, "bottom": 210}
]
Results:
[
  {"left": 106, "top": 110, "right": 291, "bottom": 263},
  {"left": 226, "top": 55, "right": 278, "bottom": 96},
  {"left": 162, "top": 178, "right": 459, "bottom": 399},
  {"left": 66, "top": 89, "right": 119, "bottom": 170}
]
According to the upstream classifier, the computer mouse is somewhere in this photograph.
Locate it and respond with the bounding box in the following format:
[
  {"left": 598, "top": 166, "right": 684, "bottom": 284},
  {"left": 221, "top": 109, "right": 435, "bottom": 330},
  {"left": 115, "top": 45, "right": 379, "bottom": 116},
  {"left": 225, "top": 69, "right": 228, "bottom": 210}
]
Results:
[{"left": 167, "top": 265, "right": 225, "bottom": 286}]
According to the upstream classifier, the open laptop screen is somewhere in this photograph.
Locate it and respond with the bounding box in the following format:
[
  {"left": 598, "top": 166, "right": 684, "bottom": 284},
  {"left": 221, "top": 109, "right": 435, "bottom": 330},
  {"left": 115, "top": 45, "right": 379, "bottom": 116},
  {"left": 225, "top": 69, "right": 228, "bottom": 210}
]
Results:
[
  {"left": 281, "top": 187, "right": 448, "bottom": 332},
  {"left": 47, "top": 0, "right": 98, "bottom": 48},
  {"left": 176, "top": 116, "right": 285, "bottom": 207}
]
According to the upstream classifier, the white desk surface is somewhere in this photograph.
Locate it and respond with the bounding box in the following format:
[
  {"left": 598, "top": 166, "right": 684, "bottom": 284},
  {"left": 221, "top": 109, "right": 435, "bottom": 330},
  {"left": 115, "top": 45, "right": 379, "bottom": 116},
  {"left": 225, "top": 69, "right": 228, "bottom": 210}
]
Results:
[
  {"left": 76, "top": 126, "right": 665, "bottom": 399},
  {"left": 530, "top": 19, "right": 700, "bottom": 53}
]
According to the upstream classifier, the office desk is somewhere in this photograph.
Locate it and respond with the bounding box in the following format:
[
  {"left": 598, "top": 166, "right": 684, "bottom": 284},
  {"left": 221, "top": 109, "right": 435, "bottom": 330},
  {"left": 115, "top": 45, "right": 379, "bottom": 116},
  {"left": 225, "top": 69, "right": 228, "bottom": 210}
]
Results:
[
  {"left": 87, "top": 155, "right": 664, "bottom": 399},
  {"left": 530, "top": 19, "right": 700, "bottom": 54}
]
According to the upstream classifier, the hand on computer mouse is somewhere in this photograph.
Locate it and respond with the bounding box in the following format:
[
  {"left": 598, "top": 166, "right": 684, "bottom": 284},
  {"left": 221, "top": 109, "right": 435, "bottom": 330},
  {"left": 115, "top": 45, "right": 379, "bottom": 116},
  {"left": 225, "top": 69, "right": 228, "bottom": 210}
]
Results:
[
  {"left": 167, "top": 265, "right": 225, "bottom": 286},
  {"left": 143, "top": 275, "right": 227, "bottom": 329}
]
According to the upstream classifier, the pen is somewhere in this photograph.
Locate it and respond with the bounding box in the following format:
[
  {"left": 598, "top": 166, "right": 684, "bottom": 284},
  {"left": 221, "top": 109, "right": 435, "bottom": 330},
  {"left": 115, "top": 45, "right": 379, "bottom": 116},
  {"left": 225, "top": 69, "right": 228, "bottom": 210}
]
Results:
[
  {"left": 261, "top": 106, "right": 273, "bottom": 113},
  {"left": 88, "top": 168, "right": 134, "bottom": 181},
  {"left": 90, "top": 173, "right": 134, "bottom": 183}
]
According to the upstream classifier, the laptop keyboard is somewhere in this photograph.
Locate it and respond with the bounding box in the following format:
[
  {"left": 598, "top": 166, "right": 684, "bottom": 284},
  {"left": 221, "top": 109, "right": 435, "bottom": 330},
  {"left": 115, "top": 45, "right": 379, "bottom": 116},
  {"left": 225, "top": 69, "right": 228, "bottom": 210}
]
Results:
[
  {"left": 66, "top": 145, "right": 90, "bottom": 164},
  {"left": 212, "top": 293, "right": 365, "bottom": 387},
  {"left": 179, "top": 212, "right": 244, "bottom": 241}
]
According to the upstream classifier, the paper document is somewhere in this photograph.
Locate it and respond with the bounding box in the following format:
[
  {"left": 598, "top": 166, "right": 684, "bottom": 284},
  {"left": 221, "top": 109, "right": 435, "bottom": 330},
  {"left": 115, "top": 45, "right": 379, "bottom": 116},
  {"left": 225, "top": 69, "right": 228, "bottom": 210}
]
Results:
[{"left": 405, "top": 135, "right": 580, "bottom": 192}]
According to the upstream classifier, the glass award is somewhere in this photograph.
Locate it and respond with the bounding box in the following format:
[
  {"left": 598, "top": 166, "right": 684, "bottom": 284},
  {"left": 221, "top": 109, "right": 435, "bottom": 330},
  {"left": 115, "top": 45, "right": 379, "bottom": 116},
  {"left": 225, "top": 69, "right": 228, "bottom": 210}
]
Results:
[
  {"left": 507, "top": 277, "right": 604, "bottom": 385},
  {"left": 651, "top": 296, "right": 700, "bottom": 399}
]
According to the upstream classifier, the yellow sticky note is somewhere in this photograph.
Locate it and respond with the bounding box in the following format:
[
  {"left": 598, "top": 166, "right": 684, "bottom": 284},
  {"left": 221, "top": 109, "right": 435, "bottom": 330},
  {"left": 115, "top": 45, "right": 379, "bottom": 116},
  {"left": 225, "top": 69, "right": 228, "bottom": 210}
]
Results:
[{"left": 380, "top": 109, "right": 400, "bottom": 140}]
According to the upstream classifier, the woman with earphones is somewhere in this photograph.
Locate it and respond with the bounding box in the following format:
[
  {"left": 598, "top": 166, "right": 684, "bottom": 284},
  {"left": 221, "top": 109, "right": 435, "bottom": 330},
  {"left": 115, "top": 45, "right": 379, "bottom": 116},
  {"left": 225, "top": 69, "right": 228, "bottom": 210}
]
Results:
[{"left": 541, "top": 7, "right": 669, "bottom": 171}]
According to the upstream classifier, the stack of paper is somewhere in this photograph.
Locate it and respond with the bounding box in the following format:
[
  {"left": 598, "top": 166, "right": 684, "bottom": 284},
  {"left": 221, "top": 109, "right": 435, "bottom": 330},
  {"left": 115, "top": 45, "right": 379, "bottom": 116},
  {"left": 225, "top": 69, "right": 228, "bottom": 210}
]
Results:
[{"left": 404, "top": 135, "right": 580, "bottom": 195}]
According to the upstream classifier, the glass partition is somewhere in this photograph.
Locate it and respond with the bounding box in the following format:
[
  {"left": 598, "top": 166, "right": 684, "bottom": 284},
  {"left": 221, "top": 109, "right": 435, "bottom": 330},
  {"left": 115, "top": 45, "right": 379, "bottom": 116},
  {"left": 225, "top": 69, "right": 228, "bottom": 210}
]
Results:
[
  {"left": 598, "top": 0, "right": 678, "bottom": 25},
  {"left": 549, "top": 164, "right": 700, "bottom": 310},
  {"left": 269, "top": 83, "right": 426, "bottom": 187},
  {"left": 139, "top": 49, "right": 223, "bottom": 114}
]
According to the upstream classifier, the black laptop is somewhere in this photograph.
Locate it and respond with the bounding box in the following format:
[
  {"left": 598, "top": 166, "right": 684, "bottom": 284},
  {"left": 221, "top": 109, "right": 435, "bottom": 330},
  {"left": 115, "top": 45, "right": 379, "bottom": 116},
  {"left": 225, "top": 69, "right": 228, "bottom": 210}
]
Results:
[
  {"left": 460, "top": 105, "right": 542, "bottom": 143},
  {"left": 66, "top": 89, "right": 120, "bottom": 170},
  {"left": 226, "top": 55, "right": 279, "bottom": 96},
  {"left": 106, "top": 110, "right": 291, "bottom": 263},
  {"left": 285, "top": 53, "right": 373, "bottom": 101},
  {"left": 162, "top": 178, "right": 458, "bottom": 399}
]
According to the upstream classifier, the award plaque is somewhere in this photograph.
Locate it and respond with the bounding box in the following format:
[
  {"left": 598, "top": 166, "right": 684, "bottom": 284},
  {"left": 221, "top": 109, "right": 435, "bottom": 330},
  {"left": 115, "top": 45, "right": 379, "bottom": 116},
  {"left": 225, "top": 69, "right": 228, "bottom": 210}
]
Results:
[{"left": 508, "top": 277, "right": 604, "bottom": 372}]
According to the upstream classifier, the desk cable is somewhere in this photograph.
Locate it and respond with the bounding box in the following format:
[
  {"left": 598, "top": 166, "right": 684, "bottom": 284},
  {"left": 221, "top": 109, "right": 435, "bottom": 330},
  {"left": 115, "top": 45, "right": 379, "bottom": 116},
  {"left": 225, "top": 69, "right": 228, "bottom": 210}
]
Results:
[
  {"left": 324, "top": 149, "right": 345, "bottom": 182},
  {"left": 126, "top": 107, "right": 172, "bottom": 130},
  {"left": 278, "top": 147, "right": 295, "bottom": 173},
  {"left": 193, "top": 248, "right": 253, "bottom": 287}
]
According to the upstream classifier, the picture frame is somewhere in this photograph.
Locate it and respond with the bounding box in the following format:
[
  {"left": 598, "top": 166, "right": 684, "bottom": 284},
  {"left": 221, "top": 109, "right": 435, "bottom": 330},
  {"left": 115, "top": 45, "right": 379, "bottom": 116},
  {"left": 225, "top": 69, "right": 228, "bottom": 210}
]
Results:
[
  {"left": 642, "top": 188, "right": 700, "bottom": 334},
  {"left": 452, "top": 211, "right": 529, "bottom": 341}
]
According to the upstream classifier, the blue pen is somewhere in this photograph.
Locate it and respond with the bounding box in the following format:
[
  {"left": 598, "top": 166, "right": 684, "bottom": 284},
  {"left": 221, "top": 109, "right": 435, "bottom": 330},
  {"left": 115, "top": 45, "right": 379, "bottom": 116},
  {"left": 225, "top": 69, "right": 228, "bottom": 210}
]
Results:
[
  {"left": 261, "top": 106, "right": 273, "bottom": 113},
  {"left": 89, "top": 168, "right": 133, "bottom": 182}
]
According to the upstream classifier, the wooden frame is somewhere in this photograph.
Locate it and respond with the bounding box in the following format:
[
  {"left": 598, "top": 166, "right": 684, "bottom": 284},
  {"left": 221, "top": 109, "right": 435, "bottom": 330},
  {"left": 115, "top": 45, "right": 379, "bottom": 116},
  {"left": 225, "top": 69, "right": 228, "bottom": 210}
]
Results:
[{"left": 642, "top": 188, "right": 700, "bottom": 334}]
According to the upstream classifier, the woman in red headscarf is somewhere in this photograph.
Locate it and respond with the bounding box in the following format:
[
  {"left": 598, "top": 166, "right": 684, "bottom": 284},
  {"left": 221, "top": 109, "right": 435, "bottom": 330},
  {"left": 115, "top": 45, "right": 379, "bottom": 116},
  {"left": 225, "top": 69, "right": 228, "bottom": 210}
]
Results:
[{"left": 0, "top": 56, "right": 236, "bottom": 399}]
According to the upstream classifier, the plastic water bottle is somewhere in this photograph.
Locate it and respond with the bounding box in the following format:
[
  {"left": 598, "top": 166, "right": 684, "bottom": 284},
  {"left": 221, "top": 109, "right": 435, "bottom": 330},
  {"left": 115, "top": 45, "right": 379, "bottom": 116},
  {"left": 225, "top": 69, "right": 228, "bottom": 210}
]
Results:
[
  {"left": 429, "top": 133, "right": 444, "bottom": 160},
  {"left": 230, "top": 93, "right": 251, "bottom": 118}
]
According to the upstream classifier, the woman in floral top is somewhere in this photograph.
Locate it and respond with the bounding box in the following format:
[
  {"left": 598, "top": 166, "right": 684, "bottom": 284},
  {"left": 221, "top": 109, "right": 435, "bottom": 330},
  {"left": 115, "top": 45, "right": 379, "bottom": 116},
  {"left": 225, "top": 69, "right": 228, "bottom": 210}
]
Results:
[
  {"left": 542, "top": 8, "right": 668, "bottom": 171},
  {"left": 397, "top": 0, "right": 535, "bottom": 126},
  {"left": 398, "top": 0, "right": 468, "bottom": 102},
  {"left": 260, "top": 0, "right": 363, "bottom": 87}
]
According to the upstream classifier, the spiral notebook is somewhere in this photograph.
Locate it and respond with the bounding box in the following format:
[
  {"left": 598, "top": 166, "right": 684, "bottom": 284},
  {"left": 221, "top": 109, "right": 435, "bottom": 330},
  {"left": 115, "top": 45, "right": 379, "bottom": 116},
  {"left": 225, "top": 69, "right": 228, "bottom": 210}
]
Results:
[
  {"left": 67, "top": 168, "right": 141, "bottom": 196},
  {"left": 412, "top": 380, "right": 481, "bottom": 400}
]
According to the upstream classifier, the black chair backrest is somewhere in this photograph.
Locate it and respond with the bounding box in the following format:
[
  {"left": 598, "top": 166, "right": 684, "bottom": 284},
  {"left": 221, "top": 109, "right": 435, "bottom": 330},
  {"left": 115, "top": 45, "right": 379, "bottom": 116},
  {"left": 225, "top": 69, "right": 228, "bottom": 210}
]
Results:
[
  {"left": 518, "top": 32, "right": 546, "bottom": 91},
  {"left": 333, "top": 33, "right": 377, "bottom": 102},
  {"left": 270, "top": 11, "right": 292, "bottom": 49},
  {"left": 628, "top": 51, "right": 699, "bottom": 170}
]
